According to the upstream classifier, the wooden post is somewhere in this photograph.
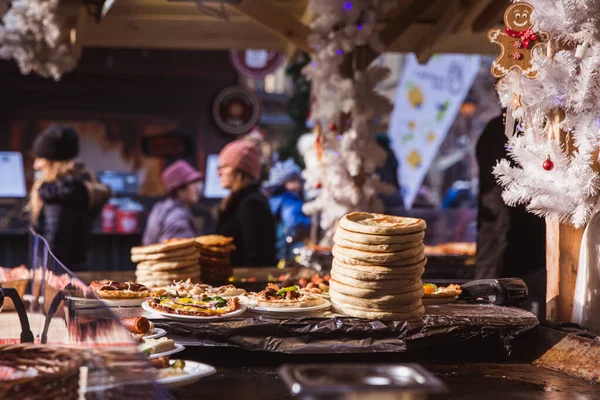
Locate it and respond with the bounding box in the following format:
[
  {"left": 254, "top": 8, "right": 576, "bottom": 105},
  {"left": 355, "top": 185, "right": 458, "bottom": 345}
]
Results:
[{"left": 546, "top": 218, "right": 584, "bottom": 322}]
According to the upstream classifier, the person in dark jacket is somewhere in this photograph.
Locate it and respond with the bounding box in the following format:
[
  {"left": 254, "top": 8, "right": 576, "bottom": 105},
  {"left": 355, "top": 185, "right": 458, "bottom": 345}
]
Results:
[
  {"left": 264, "top": 159, "right": 311, "bottom": 260},
  {"left": 142, "top": 160, "right": 204, "bottom": 245},
  {"left": 476, "top": 115, "right": 546, "bottom": 318},
  {"left": 28, "top": 125, "right": 110, "bottom": 270},
  {"left": 216, "top": 138, "right": 276, "bottom": 267}
]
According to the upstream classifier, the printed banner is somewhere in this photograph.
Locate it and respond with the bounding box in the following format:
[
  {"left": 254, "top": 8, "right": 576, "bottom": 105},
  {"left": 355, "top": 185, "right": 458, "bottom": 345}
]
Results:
[{"left": 389, "top": 53, "right": 481, "bottom": 209}]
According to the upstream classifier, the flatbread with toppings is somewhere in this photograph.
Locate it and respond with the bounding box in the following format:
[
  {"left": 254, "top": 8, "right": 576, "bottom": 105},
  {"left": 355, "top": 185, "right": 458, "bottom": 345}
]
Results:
[
  {"left": 339, "top": 212, "right": 426, "bottom": 235},
  {"left": 90, "top": 280, "right": 151, "bottom": 299},
  {"left": 240, "top": 284, "right": 324, "bottom": 308},
  {"left": 423, "top": 283, "right": 462, "bottom": 298},
  {"left": 151, "top": 280, "right": 246, "bottom": 298},
  {"left": 147, "top": 295, "right": 241, "bottom": 316}
]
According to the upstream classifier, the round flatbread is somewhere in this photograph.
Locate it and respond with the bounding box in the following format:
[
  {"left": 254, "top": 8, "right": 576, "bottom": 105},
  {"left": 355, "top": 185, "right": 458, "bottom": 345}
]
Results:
[
  {"left": 330, "top": 271, "right": 422, "bottom": 290},
  {"left": 336, "top": 227, "right": 425, "bottom": 245},
  {"left": 131, "top": 247, "right": 199, "bottom": 263},
  {"left": 339, "top": 212, "right": 426, "bottom": 236},
  {"left": 137, "top": 259, "right": 199, "bottom": 272},
  {"left": 239, "top": 293, "right": 324, "bottom": 308},
  {"left": 331, "top": 301, "right": 425, "bottom": 320},
  {"left": 329, "top": 287, "right": 424, "bottom": 308},
  {"left": 199, "top": 254, "right": 231, "bottom": 265},
  {"left": 333, "top": 244, "right": 425, "bottom": 264},
  {"left": 131, "top": 239, "right": 196, "bottom": 255},
  {"left": 333, "top": 247, "right": 424, "bottom": 267},
  {"left": 334, "top": 258, "right": 427, "bottom": 275},
  {"left": 135, "top": 264, "right": 200, "bottom": 279},
  {"left": 332, "top": 260, "right": 424, "bottom": 281},
  {"left": 333, "top": 235, "right": 422, "bottom": 253},
  {"left": 195, "top": 235, "right": 234, "bottom": 247},
  {"left": 329, "top": 278, "right": 423, "bottom": 298}
]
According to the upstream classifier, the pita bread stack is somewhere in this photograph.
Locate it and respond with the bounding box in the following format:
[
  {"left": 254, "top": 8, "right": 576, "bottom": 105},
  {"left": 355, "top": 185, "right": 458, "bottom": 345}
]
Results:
[
  {"left": 194, "top": 235, "right": 236, "bottom": 286},
  {"left": 330, "top": 212, "right": 427, "bottom": 320},
  {"left": 132, "top": 239, "right": 200, "bottom": 288}
]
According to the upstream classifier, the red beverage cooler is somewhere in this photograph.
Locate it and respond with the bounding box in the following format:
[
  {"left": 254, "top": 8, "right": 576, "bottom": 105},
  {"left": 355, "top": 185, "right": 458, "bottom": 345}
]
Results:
[
  {"left": 116, "top": 209, "right": 140, "bottom": 234},
  {"left": 101, "top": 204, "right": 118, "bottom": 233}
]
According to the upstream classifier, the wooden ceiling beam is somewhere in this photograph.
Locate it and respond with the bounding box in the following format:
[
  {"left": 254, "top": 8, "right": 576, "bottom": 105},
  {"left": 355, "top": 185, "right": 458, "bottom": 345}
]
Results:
[
  {"left": 378, "top": 0, "right": 434, "bottom": 51},
  {"left": 472, "top": 0, "right": 508, "bottom": 33},
  {"left": 231, "top": 0, "right": 311, "bottom": 53},
  {"left": 452, "top": 0, "right": 493, "bottom": 33}
]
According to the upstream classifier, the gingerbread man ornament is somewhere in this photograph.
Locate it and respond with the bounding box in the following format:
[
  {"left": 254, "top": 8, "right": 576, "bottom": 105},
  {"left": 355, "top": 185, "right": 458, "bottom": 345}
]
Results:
[{"left": 488, "top": 2, "right": 549, "bottom": 79}]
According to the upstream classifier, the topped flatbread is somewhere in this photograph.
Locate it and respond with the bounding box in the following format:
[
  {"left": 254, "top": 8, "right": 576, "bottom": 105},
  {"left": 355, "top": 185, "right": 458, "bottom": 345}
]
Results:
[
  {"left": 339, "top": 212, "right": 426, "bottom": 235},
  {"left": 423, "top": 283, "right": 462, "bottom": 298},
  {"left": 151, "top": 279, "right": 246, "bottom": 298},
  {"left": 147, "top": 295, "right": 240, "bottom": 316},
  {"left": 240, "top": 284, "right": 324, "bottom": 308},
  {"left": 131, "top": 239, "right": 196, "bottom": 255},
  {"left": 90, "top": 280, "right": 151, "bottom": 299}
]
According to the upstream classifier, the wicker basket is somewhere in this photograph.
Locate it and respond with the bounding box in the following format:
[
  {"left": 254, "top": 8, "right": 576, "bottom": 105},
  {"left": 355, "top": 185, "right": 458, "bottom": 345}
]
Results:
[
  {"left": 0, "top": 344, "right": 84, "bottom": 400},
  {"left": 1, "top": 279, "right": 29, "bottom": 311}
]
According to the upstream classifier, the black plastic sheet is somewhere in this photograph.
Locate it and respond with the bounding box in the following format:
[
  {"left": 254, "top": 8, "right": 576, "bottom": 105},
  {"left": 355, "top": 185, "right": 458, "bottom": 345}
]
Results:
[{"left": 154, "top": 303, "right": 538, "bottom": 354}]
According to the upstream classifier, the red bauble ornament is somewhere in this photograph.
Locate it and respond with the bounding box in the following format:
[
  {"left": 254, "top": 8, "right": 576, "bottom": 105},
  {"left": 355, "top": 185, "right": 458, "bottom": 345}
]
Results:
[
  {"left": 329, "top": 124, "right": 337, "bottom": 132},
  {"left": 543, "top": 156, "right": 554, "bottom": 171},
  {"left": 316, "top": 182, "right": 323, "bottom": 189}
]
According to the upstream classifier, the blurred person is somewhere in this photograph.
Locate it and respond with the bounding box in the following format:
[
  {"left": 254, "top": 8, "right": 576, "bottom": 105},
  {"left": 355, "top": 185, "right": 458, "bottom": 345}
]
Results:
[
  {"left": 375, "top": 133, "right": 405, "bottom": 210},
  {"left": 142, "top": 160, "right": 204, "bottom": 245},
  {"left": 217, "top": 138, "right": 276, "bottom": 267},
  {"left": 264, "top": 159, "right": 311, "bottom": 260},
  {"left": 28, "top": 125, "right": 110, "bottom": 270},
  {"left": 476, "top": 115, "right": 546, "bottom": 318}
]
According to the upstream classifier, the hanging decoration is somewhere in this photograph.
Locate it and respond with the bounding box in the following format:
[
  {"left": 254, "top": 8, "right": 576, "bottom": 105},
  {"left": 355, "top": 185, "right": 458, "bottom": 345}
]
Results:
[
  {"left": 0, "top": 0, "right": 81, "bottom": 80},
  {"left": 491, "top": 0, "right": 600, "bottom": 228},
  {"left": 301, "top": 0, "right": 395, "bottom": 243}
]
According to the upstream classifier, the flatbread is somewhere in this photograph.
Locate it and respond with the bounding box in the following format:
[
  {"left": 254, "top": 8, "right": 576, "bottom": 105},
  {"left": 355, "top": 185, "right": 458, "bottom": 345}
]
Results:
[
  {"left": 333, "top": 247, "right": 424, "bottom": 267},
  {"left": 333, "top": 235, "right": 422, "bottom": 253},
  {"left": 131, "top": 239, "right": 196, "bottom": 255},
  {"left": 195, "top": 235, "right": 234, "bottom": 247},
  {"left": 339, "top": 212, "right": 426, "bottom": 235},
  {"left": 135, "top": 265, "right": 200, "bottom": 279},
  {"left": 137, "top": 259, "right": 199, "bottom": 272},
  {"left": 331, "top": 301, "right": 425, "bottom": 320},
  {"left": 199, "top": 254, "right": 231, "bottom": 265},
  {"left": 330, "top": 271, "right": 421, "bottom": 290},
  {"left": 329, "top": 278, "right": 423, "bottom": 298},
  {"left": 131, "top": 247, "right": 199, "bottom": 262},
  {"left": 239, "top": 293, "right": 324, "bottom": 308},
  {"left": 336, "top": 227, "right": 425, "bottom": 245},
  {"left": 333, "top": 244, "right": 425, "bottom": 264},
  {"left": 137, "top": 279, "right": 183, "bottom": 288},
  {"left": 330, "top": 288, "right": 424, "bottom": 308},
  {"left": 332, "top": 260, "right": 424, "bottom": 281},
  {"left": 332, "top": 297, "right": 423, "bottom": 313},
  {"left": 424, "top": 284, "right": 462, "bottom": 298},
  {"left": 334, "top": 258, "right": 427, "bottom": 275}
]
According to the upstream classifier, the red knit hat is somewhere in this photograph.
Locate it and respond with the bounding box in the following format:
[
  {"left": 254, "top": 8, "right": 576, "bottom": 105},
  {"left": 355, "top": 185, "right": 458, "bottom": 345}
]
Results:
[
  {"left": 162, "top": 160, "right": 204, "bottom": 193},
  {"left": 219, "top": 139, "right": 262, "bottom": 180}
]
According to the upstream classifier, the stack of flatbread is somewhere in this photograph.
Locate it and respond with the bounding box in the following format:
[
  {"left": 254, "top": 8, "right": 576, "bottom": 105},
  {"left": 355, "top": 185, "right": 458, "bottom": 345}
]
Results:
[
  {"left": 194, "top": 235, "right": 235, "bottom": 286},
  {"left": 132, "top": 239, "right": 200, "bottom": 288},
  {"left": 330, "top": 212, "right": 427, "bottom": 320}
]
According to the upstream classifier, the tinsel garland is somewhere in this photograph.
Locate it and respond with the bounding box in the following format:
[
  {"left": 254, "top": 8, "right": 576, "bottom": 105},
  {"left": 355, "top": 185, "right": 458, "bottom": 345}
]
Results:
[
  {"left": 301, "top": 0, "right": 394, "bottom": 243},
  {"left": 0, "top": 0, "right": 81, "bottom": 80}
]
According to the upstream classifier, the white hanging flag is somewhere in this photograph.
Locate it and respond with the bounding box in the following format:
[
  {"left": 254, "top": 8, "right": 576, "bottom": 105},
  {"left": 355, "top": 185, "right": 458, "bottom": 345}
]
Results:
[{"left": 389, "top": 54, "right": 480, "bottom": 209}]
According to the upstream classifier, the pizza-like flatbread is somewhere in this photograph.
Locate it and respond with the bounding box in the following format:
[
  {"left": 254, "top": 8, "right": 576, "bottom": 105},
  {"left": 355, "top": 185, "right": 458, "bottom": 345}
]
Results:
[
  {"left": 422, "top": 283, "right": 462, "bottom": 298},
  {"left": 90, "top": 280, "right": 151, "bottom": 299},
  {"left": 240, "top": 284, "right": 324, "bottom": 308},
  {"left": 147, "top": 296, "right": 240, "bottom": 316},
  {"left": 151, "top": 280, "right": 246, "bottom": 298}
]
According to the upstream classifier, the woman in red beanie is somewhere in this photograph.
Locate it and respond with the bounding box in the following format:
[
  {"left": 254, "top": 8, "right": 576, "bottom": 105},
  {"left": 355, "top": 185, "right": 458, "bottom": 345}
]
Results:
[
  {"left": 142, "top": 160, "right": 204, "bottom": 245},
  {"left": 217, "top": 139, "right": 276, "bottom": 267}
]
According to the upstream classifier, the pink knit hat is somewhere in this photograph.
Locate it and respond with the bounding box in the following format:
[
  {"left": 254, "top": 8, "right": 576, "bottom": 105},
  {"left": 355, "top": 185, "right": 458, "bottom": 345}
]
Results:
[
  {"left": 219, "top": 139, "right": 262, "bottom": 180},
  {"left": 162, "top": 160, "right": 204, "bottom": 193}
]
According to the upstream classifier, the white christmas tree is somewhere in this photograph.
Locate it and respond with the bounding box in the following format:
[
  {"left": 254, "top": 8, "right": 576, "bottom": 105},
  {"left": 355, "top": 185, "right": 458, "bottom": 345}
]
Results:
[
  {"left": 493, "top": 0, "right": 600, "bottom": 228},
  {"left": 0, "top": 0, "right": 80, "bottom": 80},
  {"left": 301, "top": 0, "right": 395, "bottom": 243}
]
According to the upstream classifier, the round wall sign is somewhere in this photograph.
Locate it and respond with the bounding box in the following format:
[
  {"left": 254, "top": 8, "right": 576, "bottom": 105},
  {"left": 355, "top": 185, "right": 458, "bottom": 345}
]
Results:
[
  {"left": 212, "top": 85, "right": 261, "bottom": 135},
  {"left": 230, "top": 49, "right": 284, "bottom": 79}
]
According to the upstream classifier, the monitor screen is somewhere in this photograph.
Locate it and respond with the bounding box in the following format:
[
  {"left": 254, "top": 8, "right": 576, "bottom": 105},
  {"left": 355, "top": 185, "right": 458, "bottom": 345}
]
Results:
[
  {"left": 97, "top": 171, "right": 139, "bottom": 195},
  {"left": 204, "top": 154, "right": 230, "bottom": 199},
  {"left": 0, "top": 152, "right": 26, "bottom": 198}
]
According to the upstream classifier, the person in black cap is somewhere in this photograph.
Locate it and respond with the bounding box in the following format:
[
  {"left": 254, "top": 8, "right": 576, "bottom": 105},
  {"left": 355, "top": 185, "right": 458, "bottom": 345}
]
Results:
[{"left": 27, "top": 125, "right": 110, "bottom": 270}]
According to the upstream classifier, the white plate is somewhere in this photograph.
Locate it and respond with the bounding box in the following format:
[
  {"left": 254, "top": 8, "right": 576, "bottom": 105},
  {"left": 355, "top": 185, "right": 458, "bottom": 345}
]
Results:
[
  {"left": 67, "top": 296, "right": 148, "bottom": 308},
  {"left": 145, "top": 343, "right": 185, "bottom": 360},
  {"left": 143, "top": 327, "right": 167, "bottom": 340},
  {"left": 142, "top": 300, "right": 247, "bottom": 321},
  {"left": 244, "top": 298, "right": 331, "bottom": 313},
  {"left": 156, "top": 360, "right": 216, "bottom": 389},
  {"left": 422, "top": 296, "right": 458, "bottom": 305}
]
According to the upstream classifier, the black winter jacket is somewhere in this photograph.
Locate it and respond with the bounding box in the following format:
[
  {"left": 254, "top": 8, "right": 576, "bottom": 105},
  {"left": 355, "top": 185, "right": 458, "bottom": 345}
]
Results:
[
  {"left": 34, "top": 171, "right": 110, "bottom": 270},
  {"left": 217, "top": 184, "right": 276, "bottom": 267}
]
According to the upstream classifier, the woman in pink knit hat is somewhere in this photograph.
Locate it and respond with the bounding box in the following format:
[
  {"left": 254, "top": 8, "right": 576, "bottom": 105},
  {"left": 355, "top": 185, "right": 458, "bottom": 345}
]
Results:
[
  {"left": 217, "top": 138, "right": 276, "bottom": 267},
  {"left": 142, "top": 160, "right": 204, "bottom": 245}
]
